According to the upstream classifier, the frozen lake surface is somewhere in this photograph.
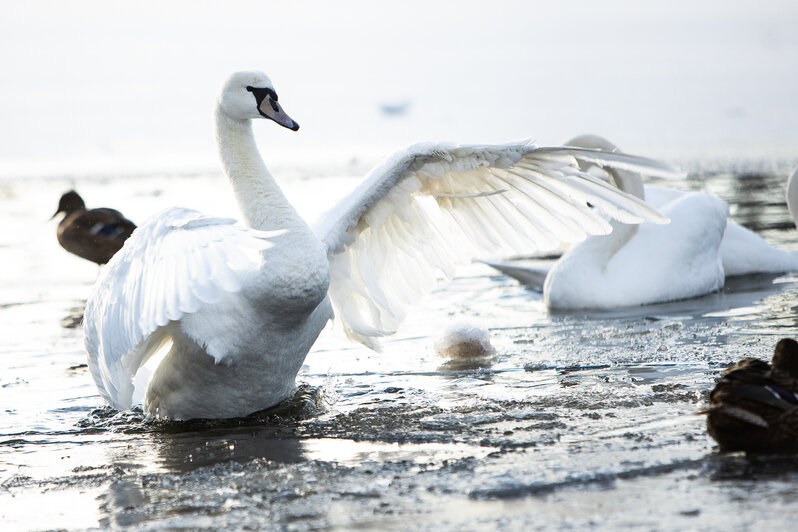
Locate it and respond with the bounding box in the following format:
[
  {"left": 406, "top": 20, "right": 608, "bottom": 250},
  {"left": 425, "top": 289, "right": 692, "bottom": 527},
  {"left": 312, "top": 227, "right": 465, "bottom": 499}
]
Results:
[{"left": 3, "top": 160, "right": 798, "bottom": 530}]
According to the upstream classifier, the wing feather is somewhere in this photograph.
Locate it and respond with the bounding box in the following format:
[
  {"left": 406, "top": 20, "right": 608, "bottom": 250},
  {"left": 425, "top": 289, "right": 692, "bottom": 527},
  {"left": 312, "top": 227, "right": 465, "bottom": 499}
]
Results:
[
  {"left": 84, "top": 207, "right": 281, "bottom": 410},
  {"left": 498, "top": 167, "right": 611, "bottom": 236},
  {"left": 314, "top": 140, "right": 680, "bottom": 347}
]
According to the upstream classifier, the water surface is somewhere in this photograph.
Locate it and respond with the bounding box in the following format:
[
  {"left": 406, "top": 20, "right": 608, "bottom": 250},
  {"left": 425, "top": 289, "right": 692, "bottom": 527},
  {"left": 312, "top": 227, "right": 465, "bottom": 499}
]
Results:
[{"left": 2, "top": 163, "right": 798, "bottom": 530}]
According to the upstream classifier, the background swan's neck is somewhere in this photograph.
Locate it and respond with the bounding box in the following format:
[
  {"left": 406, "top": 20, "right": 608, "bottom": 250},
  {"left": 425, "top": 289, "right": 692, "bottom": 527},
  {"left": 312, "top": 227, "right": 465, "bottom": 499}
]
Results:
[
  {"left": 562, "top": 135, "right": 647, "bottom": 267},
  {"left": 589, "top": 167, "right": 644, "bottom": 265},
  {"left": 608, "top": 168, "right": 645, "bottom": 203},
  {"left": 215, "top": 108, "right": 306, "bottom": 231},
  {"left": 578, "top": 219, "right": 639, "bottom": 268}
]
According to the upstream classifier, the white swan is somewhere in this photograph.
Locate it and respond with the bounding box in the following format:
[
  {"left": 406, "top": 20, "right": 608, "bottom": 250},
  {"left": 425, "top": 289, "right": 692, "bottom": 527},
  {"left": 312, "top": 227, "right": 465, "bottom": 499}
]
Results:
[
  {"left": 483, "top": 137, "right": 798, "bottom": 310},
  {"left": 484, "top": 135, "right": 729, "bottom": 310},
  {"left": 84, "top": 72, "right": 679, "bottom": 420},
  {"left": 543, "top": 136, "right": 728, "bottom": 309}
]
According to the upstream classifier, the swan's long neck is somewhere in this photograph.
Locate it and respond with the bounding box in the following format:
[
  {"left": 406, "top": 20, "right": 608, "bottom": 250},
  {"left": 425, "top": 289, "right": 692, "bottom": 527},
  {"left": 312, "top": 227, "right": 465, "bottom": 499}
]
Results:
[
  {"left": 564, "top": 135, "right": 646, "bottom": 265},
  {"left": 589, "top": 167, "right": 645, "bottom": 266},
  {"left": 593, "top": 219, "right": 639, "bottom": 266},
  {"left": 609, "top": 168, "right": 645, "bottom": 203},
  {"left": 215, "top": 107, "right": 306, "bottom": 232}
]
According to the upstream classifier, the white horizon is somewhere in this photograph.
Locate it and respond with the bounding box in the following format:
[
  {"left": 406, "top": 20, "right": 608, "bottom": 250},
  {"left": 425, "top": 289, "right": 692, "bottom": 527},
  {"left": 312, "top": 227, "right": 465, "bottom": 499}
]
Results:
[{"left": 1, "top": 0, "right": 797, "bottom": 178}]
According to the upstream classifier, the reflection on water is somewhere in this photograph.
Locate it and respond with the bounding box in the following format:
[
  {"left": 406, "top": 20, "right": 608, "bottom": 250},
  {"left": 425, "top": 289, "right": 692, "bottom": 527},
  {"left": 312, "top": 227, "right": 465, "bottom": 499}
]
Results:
[
  {"left": 2, "top": 166, "right": 798, "bottom": 529},
  {"left": 685, "top": 165, "right": 798, "bottom": 236},
  {"left": 707, "top": 452, "right": 798, "bottom": 481},
  {"left": 100, "top": 479, "right": 150, "bottom": 528},
  {"left": 155, "top": 429, "right": 305, "bottom": 472}
]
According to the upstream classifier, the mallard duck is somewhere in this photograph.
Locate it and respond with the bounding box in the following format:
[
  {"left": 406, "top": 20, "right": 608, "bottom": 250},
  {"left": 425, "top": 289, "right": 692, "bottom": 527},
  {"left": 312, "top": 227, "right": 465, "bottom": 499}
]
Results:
[
  {"left": 53, "top": 191, "right": 137, "bottom": 265},
  {"left": 83, "top": 70, "right": 680, "bottom": 420},
  {"left": 706, "top": 338, "right": 798, "bottom": 452}
]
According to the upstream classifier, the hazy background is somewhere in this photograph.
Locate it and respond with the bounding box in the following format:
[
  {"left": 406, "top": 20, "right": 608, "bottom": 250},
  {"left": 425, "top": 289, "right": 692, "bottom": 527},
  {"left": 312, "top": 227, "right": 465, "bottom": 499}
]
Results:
[{"left": 1, "top": 0, "right": 797, "bottom": 178}]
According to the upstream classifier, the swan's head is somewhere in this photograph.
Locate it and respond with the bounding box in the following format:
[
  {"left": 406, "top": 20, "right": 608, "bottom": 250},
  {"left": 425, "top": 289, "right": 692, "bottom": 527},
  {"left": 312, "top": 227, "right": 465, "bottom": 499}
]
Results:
[{"left": 219, "top": 71, "right": 299, "bottom": 131}]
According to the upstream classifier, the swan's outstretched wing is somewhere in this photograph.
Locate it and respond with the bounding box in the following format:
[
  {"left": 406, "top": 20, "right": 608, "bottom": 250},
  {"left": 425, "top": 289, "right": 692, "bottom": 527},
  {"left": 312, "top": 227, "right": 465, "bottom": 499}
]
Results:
[
  {"left": 84, "top": 207, "right": 280, "bottom": 410},
  {"left": 314, "top": 140, "right": 680, "bottom": 348}
]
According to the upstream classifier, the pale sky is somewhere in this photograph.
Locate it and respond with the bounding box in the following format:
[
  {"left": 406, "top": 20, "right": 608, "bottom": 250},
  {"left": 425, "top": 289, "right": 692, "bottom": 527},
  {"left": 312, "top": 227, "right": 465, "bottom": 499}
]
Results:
[{"left": 1, "top": 0, "right": 797, "bottom": 177}]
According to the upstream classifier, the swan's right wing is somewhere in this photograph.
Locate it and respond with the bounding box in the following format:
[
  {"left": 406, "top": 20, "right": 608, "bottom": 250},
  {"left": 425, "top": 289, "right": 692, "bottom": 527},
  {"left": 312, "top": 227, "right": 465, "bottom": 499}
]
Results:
[
  {"left": 314, "top": 140, "right": 679, "bottom": 348},
  {"left": 84, "top": 207, "right": 281, "bottom": 411}
]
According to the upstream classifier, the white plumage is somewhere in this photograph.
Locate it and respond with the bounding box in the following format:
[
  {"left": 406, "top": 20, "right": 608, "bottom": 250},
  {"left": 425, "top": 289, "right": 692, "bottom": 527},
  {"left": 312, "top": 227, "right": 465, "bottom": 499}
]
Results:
[
  {"left": 543, "top": 187, "right": 728, "bottom": 309},
  {"left": 316, "top": 141, "right": 674, "bottom": 347},
  {"left": 84, "top": 72, "right": 678, "bottom": 420},
  {"left": 482, "top": 136, "right": 798, "bottom": 310}
]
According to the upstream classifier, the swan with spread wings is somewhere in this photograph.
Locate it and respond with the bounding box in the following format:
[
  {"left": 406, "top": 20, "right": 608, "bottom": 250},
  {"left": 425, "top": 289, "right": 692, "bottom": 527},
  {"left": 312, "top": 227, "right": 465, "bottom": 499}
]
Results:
[{"left": 84, "top": 70, "right": 678, "bottom": 420}]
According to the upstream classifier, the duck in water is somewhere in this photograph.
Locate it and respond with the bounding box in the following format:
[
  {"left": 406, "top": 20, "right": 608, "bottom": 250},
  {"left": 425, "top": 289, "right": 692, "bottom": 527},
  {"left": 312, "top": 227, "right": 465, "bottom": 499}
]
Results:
[
  {"left": 706, "top": 338, "right": 798, "bottom": 452},
  {"left": 52, "top": 190, "right": 137, "bottom": 265}
]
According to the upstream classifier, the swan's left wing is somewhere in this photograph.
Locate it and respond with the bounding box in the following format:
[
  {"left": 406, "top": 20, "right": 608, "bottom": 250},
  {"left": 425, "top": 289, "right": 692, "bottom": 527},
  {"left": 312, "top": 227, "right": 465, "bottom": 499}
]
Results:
[
  {"left": 314, "top": 140, "right": 678, "bottom": 348},
  {"left": 84, "top": 207, "right": 281, "bottom": 410}
]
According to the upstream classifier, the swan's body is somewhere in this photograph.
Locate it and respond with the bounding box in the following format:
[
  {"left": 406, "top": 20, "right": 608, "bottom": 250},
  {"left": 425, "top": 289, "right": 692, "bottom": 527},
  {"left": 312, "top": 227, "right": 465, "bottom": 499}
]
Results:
[
  {"left": 485, "top": 137, "right": 798, "bottom": 310},
  {"left": 543, "top": 136, "right": 728, "bottom": 310},
  {"left": 544, "top": 189, "right": 727, "bottom": 309},
  {"left": 84, "top": 73, "right": 680, "bottom": 420},
  {"left": 644, "top": 182, "right": 798, "bottom": 277}
]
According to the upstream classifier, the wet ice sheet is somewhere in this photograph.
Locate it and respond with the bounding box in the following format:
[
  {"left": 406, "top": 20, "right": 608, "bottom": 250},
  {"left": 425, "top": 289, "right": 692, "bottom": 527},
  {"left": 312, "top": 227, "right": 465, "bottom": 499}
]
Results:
[{"left": 3, "top": 167, "right": 798, "bottom": 530}]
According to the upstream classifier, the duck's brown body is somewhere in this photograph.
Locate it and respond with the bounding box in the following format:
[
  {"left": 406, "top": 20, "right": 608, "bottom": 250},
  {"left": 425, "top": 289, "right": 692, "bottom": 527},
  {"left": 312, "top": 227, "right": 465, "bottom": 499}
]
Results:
[
  {"left": 53, "top": 191, "right": 137, "bottom": 265},
  {"left": 706, "top": 338, "right": 798, "bottom": 452}
]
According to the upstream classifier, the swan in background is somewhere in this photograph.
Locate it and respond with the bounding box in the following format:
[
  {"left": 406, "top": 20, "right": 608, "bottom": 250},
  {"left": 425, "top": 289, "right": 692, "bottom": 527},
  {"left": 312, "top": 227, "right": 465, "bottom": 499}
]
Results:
[
  {"left": 84, "top": 71, "right": 678, "bottom": 420},
  {"left": 542, "top": 136, "right": 727, "bottom": 310},
  {"left": 485, "top": 135, "right": 728, "bottom": 310},
  {"left": 484, "top": 136, "right": 798, "bottom": 309},
  {"left": 52, "top": 190, "right": 137, "bottom": 265}
]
